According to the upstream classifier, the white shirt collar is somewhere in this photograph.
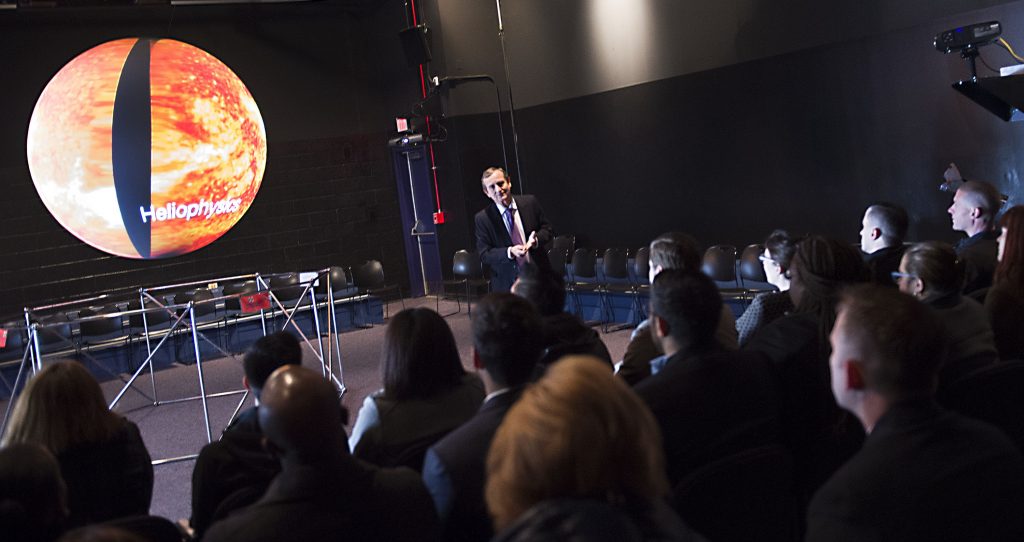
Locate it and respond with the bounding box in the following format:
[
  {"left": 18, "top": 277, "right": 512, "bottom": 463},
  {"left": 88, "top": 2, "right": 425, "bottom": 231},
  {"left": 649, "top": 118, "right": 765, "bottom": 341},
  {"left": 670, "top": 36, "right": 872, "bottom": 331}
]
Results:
[{"left": 495, "top": 197, "right": 517, "bottom": 215}]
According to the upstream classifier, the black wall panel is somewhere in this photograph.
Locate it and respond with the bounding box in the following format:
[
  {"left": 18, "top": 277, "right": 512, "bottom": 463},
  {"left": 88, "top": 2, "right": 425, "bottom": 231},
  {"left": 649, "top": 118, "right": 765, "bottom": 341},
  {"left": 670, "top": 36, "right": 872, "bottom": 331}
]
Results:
[{"left": 436, "top": 2, "right": 1024, "bottom": 255}]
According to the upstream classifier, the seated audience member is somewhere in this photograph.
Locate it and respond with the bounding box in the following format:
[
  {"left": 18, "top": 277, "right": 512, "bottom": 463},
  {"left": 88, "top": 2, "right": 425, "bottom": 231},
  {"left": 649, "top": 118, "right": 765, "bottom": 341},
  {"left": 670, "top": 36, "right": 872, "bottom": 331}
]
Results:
[
  {"left": 486, "top": 356, "right": 704, "bottom": 542},
  {"left": 0, "top": 443, "right": 68, "bottom": 542},
  {"left": 736, "top": 229, "right": 797, "bottom": 346},
  {"left": 512, "top": 262, "right": 612, "bottom": 371},
  {"left": 987, "top": 205, "right": 1024, "bottom": 360},
  {"left": 204, "top": 366, "right": 439, "bottom": 542},
  {"left": 859, "top": 203, "right": 908, "bottom": 286},
  {"left": 807, "top": 285, "right": 1024, "bottom": 541},
  {"left": 618, "top": 232, "right": 738, "bottom": 386},
  {"left": 190, "top": 332, "right": 302, "bottom": 539},
  {"left": 744, "top": 236, "right": 867, "bottom": 504},
  {"left": 422, "top": 294, "right": 543, "bottom": 542},
  {"left": 349, "top": 308, "right": 483, "bottom": 470},
  {"left": 897, "top": 242, "right": 997, "bottom": 385},
  {"left": 948, "top": 179, "right": 1002, "bottom": 294},
  {"left": 1, "top": 361, "right": 153, "bottom": 528},
  {"left": 634, "top": 269, "right": 784, "bottom": 486}
]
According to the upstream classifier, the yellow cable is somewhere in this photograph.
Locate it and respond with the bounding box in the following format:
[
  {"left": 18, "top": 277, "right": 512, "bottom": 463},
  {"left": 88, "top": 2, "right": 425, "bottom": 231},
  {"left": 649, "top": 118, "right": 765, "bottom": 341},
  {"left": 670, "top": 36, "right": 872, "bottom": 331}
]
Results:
[{"left": 998, "top": 37, "right": 1024, "bottom": 63}]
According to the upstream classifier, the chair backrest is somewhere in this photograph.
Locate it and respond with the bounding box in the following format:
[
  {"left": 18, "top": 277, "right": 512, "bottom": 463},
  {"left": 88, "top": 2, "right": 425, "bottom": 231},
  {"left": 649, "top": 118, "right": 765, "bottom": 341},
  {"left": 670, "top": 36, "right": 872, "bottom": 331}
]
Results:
[
  {"left": 702, "top": 245, "right": 738, "bottom": 283},
  {"left": 602, "top": 248, "right": 630, "bottom": 281},
  {"left": 0, "top": 322, "right": 26, "bottom": 354},
  {"left": 739, "top": 243, "right": 768, "bottom": 283},
  {"left": 192, "top": 288, "right": 218, "bottom": 316},
  {"left": 223, "top": 281, "right": 258, "bottom": 311},
  {"left": 635, "top": 246, "right": 651, "bottom": 285},
  {"left": 571, "top": 249, "right": 598, "bottom": 281},
  {"left": 452, "top": 250, "right": 482, "bottom": 278},
  {"left": 354, "top": 260, "right": 386, "bottom": 290},
  {"left": 79, "top": 305, "right": 123, "bottom": 338},
  {"left": 269, "top": 273, "right": 305, "bottom": 303},
  {"left": 127, "top": 299, "right": 172, "bottom": 328},
  {"left": 317, "top": 266, "right": 350, "bottom": 293},
  {"left": 35, "top": 313, "right": 72, "bottom": 346},
  {"left": 672, "top": 443, "right": 797, "bottom": 542},
  {"left": 938, "top": 360, "right": 1024, "bottom": 453},
  {"left": 548, "top": 248, "right": 569, "bottom": 281},
  {"left": 552, "top": 234, "right": 575, "bottom": 253}
]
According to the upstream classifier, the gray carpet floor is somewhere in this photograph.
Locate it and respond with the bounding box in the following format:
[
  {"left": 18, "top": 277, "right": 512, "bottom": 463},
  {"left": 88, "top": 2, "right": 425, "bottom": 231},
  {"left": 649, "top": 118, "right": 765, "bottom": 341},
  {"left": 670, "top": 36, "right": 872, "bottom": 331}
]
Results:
[{"left": 68, "top": 296, "right": 634, "bottom": 524}]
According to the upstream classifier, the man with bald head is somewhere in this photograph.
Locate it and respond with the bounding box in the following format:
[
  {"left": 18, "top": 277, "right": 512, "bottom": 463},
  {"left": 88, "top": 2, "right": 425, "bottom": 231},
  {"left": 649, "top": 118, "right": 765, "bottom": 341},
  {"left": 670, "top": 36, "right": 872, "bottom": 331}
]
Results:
[
  {"left": 204, "top": 366, "right": 439, "bottom": 542},
  {"left": 948, "top": 180, "right": 1002, "bottom": 294}
]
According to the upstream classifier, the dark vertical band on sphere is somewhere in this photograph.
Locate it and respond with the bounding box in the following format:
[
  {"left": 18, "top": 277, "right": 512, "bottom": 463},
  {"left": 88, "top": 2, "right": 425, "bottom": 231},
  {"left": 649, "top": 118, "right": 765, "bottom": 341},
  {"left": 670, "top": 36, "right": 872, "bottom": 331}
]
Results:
[{"left": 112, "top": 38, "right": 153, "bottom": 259}]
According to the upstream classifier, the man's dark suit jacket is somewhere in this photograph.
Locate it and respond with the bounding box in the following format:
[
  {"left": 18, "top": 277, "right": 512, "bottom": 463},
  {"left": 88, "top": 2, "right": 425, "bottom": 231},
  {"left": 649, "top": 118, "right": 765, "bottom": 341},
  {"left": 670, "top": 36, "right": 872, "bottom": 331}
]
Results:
[
  {"left": 806, "top": 400, "right": 1024, "bottom": 542},
  {"left": 203, "top": 456, "right": 439, "bottom": 542},
  {"left": 422, "top": 388, "right": 523, "bottom": 542},
  {"left": 956, "top": 230, "right": 999, "bottom": 295},
  {"left": 474, "top": 195, "right": 553, "bottom": 292},
  {"left": 633, "top": 347, "right": 784, "bottom": 487},
  {"left": 191, "top": 407, "right": 280, "bottom": 539},
  {"left": 863, "top": 244, "right": 905, "bottom": 288}
]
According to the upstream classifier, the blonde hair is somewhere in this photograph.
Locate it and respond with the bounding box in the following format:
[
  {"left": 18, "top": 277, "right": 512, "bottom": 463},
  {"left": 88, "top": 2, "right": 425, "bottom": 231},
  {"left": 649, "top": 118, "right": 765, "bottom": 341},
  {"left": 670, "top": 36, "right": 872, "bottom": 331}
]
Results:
[
  {"left": 485, "top": 355, "right": 669, "bottom": 531},
  {"left": 2, "top": 360, "right": 121, "bottom": 454}
]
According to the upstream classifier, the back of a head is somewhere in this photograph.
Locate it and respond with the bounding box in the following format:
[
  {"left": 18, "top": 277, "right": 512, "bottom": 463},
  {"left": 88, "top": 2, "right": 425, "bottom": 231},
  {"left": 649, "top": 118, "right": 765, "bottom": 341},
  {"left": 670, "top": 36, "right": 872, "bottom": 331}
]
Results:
[
  {"left": 901, "top": 241, "right": 964, "bottom": 296},
  {"left": 0, "top": 443, "right": 67, "bottom": 542},
  {"left": 764, "top": 229, "right": 798, "bottom": 269},
  {"left": 243, "top": 332, "right": 303, "bottom": 394},
  {"left": 866, "top": 203, "right": 909, "bottom": 243},
  {"left": 486, "top": 356, "right": 668, "bottom": 532},
  {"left": 996, "top": 205, "right": 1024, "bottom": 294},
  {"left": 513, "top": 262, "right": 566, "bottom": 316},
  {"left": 649, "top": 232, "right": 701, "bottom": 272},
  {"left": 472, "top": 294, "right": 544, "bottom": 388},
  {"left": 792, "top": 236, "right": 868, "bottom": 313},
  {"left": 382, "top": 307, "right": 465, "bottom": 400},
  {"left": 258, "top": 366, "right": 346, "bottom": 462},
  {"left": 960, "top": 180, "right": 1002, "bottom": 224},
  {"left": 1, "top": 361, "right": 118, "bottom": 453},
  {"left": 837, "top": 285, "right": 947, "bottom": 399},
  {"left": 649, "top": 269, "right": 722, "bottom": 349}
]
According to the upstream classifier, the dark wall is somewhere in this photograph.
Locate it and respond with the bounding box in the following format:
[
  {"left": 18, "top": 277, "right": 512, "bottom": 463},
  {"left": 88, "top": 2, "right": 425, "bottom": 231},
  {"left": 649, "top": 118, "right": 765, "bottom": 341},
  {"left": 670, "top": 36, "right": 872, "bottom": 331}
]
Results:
[
  {"left": 0, "top": 1, "right": 418, "bottom": 319},
  {"left": 428, "top": 1, "right": 1024, "bottom": 256}
]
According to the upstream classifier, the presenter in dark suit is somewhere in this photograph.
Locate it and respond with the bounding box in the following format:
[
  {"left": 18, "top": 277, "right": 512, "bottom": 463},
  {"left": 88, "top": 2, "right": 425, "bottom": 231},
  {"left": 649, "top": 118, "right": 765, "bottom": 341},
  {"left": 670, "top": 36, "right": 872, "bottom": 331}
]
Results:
[{"left": 475, "top": 167, "right": 553, "bottom": 292}]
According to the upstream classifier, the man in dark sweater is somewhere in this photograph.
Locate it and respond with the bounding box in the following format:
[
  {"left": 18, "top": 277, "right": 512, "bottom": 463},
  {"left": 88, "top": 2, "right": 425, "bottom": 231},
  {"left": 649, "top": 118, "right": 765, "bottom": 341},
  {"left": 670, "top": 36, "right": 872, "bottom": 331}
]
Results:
[
  {"left": 807, "top": 285, "right": 1024, "bottom": 541},
  {"left": 190, "top": 332, "right": 302, "bottom": 538},
  {"left": 948, "top": 180, "right": 1002, "bottom": 295},
  {"left": 422, "top": 294, "right": 544, "bottom": 542}
]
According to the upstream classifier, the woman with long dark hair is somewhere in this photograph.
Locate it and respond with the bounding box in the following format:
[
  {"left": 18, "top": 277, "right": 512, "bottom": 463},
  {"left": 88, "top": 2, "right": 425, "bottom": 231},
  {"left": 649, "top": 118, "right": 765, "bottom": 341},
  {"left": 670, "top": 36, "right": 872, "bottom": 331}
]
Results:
[
  {"left": 2, "top": 360, "right": 153, "bottom": 528},
  {"left": 349, "top": 308, "right": 484, "bottom": 470},
  {"left": 744, "top": 236, "right": 867, "bottom": 507},
  {"left": 986, "top": 205, "right": 1024, "bottom": 360}
]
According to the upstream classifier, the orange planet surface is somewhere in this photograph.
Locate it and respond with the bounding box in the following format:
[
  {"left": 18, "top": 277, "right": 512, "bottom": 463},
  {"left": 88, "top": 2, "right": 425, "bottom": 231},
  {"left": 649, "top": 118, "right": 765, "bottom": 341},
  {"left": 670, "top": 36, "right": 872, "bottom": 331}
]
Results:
[{"left": 26, "top": 38, "right": 266, "bottom": 259}]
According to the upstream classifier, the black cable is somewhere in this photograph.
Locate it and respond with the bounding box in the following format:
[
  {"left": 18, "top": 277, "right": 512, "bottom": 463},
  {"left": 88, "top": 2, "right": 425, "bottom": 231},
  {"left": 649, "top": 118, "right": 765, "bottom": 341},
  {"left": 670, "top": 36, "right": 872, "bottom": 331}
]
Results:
[{"left": 978, "top": 50, "right": 1001, "bottom": 74}]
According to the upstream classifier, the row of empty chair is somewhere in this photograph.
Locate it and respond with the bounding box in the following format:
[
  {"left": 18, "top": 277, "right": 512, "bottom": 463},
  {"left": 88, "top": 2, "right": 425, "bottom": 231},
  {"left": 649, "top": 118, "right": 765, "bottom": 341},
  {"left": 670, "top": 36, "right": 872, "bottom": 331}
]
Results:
[
  {"left": 0, "top": 261, "right": 404, "bottom": 365},
  {"left": 440, "top": 240, "right": 778, "bottom": 329}
]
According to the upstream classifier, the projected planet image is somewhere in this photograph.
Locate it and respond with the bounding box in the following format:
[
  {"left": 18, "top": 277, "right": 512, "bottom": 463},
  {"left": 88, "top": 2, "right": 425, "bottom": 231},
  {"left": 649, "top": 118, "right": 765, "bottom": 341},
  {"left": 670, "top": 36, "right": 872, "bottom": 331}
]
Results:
[{"left": 26, "top": 38, "right": 267, "bottom": 259}]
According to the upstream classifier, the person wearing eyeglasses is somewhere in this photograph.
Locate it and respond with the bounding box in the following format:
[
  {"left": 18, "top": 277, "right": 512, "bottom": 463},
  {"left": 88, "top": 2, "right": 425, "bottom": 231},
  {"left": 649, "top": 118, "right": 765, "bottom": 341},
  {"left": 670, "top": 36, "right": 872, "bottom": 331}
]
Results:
[
  {"left": 895, "top": 241, "right": 998, "bottom": 388},
  {"left": 735, "top": 229, "right": 797, "bottom": 347}
]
